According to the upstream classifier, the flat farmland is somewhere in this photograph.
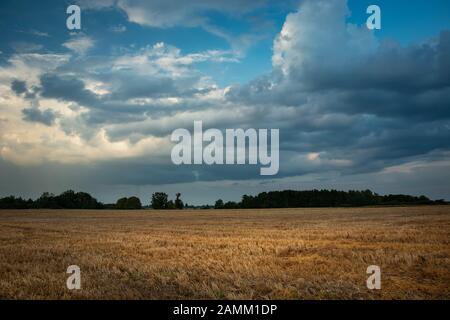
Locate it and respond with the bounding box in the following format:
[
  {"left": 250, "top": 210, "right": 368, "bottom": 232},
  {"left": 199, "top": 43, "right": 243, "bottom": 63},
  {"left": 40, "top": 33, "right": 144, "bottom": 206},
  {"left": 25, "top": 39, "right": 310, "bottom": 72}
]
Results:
[{"left": 0, "top": 206, "right": 449, "bottom": 299}]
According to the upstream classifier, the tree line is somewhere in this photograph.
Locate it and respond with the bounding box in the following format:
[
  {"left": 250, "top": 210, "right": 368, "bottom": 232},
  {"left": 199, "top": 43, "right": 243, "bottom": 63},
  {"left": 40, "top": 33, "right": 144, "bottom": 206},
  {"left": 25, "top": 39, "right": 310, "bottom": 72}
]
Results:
[
  {"left": 0, "top": 190, "right": 104, "bottom": 209},
  {"left": 214, "top": 189, "right": 447, "bottom": 209},
  {"left": 0, "top": 189, "right": 446, "bottom": 210},
  {"left": 0, "top": 190, "right": 185, "bottom": 210}
]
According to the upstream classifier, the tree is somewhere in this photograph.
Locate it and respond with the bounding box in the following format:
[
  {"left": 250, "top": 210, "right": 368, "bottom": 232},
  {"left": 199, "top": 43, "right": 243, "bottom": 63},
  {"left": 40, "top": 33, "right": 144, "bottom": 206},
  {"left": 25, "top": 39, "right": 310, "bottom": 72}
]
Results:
[
  {"left": 0, "top": 196, "right": 29, "bottom": 209},
  {"left": 21, "top": 190, "right": 103, "bottom": 209},
  {"left": 214, "top": 199, "right": 224, "bottom": 209},
  {"left": 115, "top": 197, "right": 128, "bottom": 209},
  {"left": 223, "top": 201, "right": 239, "bottom": 209},
  {"left": 127, "top": 196, "right": 142, "bottom": 209},
  {"left": 116, "top": 196, "right": 142, "bottom": 209},
  {"left": 175, "top": 193, "right": 184, "bottom": 209},
  {"left": 167, "top": 200, "right": 175, "bottom": 209},
  {"left": 35, "top": 192, "right": 57, "bottom": 208},
  {"left": 151, "top": 192, "right": 168, "bottom": 209},
  {"left": 74, "top": 191, "right": 103, "bottom": 209}
]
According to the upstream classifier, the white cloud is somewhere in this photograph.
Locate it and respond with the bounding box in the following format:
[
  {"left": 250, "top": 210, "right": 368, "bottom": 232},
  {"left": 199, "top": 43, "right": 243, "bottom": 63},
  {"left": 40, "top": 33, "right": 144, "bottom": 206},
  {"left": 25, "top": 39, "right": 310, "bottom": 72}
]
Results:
[
  {"left": 28, "top": 30, "right": 50, "bottom": 37},
  {"left": 113, "top": 42, "right": 237, "bottom": 77},
  {"left": 63, "top": 36, "right": 95, "bottom": 55},
  {"left": 0, "top": 53, "right": 70, "bottom": 86},
  {"left": 272, "top": 0, "right": 376, "bottom": 76}
]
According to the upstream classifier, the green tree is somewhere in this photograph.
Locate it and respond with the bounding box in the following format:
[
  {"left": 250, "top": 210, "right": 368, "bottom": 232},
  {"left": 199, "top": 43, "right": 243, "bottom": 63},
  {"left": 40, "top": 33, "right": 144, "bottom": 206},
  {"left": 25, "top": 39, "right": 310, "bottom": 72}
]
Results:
[
  {"left": 151, "top": 192, "right": 168, "bottom": 209},
  {"left": 175, "top": 193, "right": 184, "bottom": 209},
  {"left": 214, "top": 199, "right": 224, "bottom": 209},
  {"left": 127, "top": 196, "right": 142, "bottom": 209},
  {"left": 115, "top": 197, "right": 128, "bottom": 209},
  {"left": 167, "top": 200, "right": 175, "bottom": 209}
]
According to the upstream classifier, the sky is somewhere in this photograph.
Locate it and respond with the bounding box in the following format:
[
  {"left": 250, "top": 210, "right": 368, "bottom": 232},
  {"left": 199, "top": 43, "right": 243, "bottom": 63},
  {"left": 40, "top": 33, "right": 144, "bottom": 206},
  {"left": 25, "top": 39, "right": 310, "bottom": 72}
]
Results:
[{"left": 0, "top": 0, "right": 449, "bottom": 205}]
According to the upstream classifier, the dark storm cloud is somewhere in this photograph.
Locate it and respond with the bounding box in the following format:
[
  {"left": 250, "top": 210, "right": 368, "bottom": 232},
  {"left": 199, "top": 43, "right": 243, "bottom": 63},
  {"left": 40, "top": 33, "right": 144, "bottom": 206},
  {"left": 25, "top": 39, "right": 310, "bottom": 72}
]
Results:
[
  {"left": 11, "top": 79, "right": 37, "bottom": 99},
  {"left": 108, "top": 75, "right": 177, "bottom": 100},
  {"left": 289, "top": 31, "right": 450, "bottom": 93},
  {"left": 11, "top": 80, "right": 27, "bottom": 95},
  {"left": 217, "top": 1, "right": 450, "bottom": 187},
  {"left": 22, "top": 107, "right": 58, "bottom": 126},
  {"left": 227, "top": 31, "right": 450, "bottom": 118},
  {"left": 39, "top": 73, "right": 99, "bottom": 107},
  {"left": 35, "top": 50, "right": 215, "bottom": 121},
  {"left": 99, "top": 70, "right": 211, "bottom": 102}
]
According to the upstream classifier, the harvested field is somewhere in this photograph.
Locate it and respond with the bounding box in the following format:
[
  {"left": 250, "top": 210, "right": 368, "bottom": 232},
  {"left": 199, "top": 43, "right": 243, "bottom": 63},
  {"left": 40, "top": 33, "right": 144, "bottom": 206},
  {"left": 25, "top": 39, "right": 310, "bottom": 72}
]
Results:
[{"left": 0, "top": 206, "right": 449, "bottom": 299}]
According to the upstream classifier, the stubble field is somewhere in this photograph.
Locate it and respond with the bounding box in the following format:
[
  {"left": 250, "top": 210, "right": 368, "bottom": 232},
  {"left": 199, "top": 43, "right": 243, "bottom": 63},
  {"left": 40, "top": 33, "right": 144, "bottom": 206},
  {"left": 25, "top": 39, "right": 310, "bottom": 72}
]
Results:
[{"left": 0, "top": 206, "right": 449, "bottom": 299}]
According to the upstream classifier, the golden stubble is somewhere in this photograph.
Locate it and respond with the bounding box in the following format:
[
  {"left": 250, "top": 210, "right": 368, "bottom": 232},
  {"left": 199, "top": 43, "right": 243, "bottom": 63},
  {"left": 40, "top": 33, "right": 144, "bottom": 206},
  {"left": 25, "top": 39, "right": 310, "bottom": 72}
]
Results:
[{"left": 0, "top": 206, "right": 449, "bottom": 299}]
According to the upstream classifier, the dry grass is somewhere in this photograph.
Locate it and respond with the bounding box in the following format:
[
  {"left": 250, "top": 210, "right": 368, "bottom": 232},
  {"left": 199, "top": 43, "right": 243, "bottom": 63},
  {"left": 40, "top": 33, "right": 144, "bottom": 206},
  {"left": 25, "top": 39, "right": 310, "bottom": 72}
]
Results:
[{"left": 0, "top": 206, "right": 449, "bottom": 300}]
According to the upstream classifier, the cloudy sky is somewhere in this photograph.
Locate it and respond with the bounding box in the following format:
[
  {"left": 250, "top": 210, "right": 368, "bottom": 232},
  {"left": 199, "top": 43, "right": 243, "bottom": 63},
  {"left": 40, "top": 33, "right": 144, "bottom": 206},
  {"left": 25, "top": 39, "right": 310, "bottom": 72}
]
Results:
[{"left": 0, "top": 0, "right": 449, "bottom": 204}]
